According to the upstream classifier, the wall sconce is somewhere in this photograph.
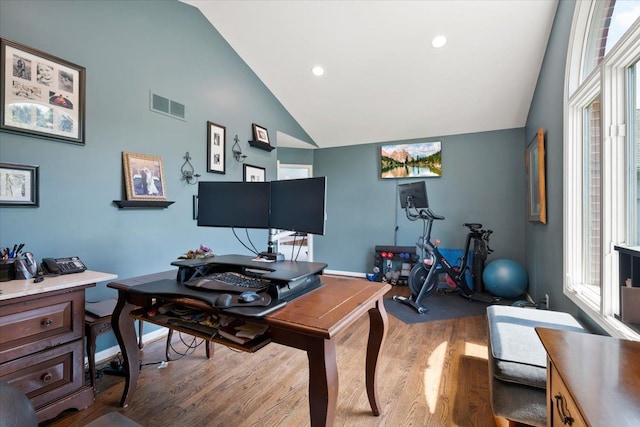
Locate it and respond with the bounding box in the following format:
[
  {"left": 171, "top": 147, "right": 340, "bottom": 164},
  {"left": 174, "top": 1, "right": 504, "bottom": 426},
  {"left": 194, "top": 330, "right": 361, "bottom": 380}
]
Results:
[
  {"left": 180, "top": 151, "right": 200, "bottom": 185},
  {"left": 232, "top": 135, "right": 247, "bottom": 162}
]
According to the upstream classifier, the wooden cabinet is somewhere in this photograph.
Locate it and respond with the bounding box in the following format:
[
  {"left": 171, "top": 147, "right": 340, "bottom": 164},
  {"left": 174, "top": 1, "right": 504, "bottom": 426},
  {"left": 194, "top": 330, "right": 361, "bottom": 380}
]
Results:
[
  {"left": 548, "top": 364, "right": 586, "bottom": 426},
  {"left": 536, "top": 327, "right": 640, "bottom": 427},
  {"left": 0, "top": 271, "right": 116, "bottom": 423}
]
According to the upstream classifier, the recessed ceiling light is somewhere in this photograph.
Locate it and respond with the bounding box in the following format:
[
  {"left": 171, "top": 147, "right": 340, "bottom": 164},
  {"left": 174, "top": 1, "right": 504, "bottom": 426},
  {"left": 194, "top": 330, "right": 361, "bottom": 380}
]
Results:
[
  {"left": 312, "top": 65, "right": 325, "bottom": 77},
  {"left": 431, "top": 35, "right": 447, "bottom": 48}
]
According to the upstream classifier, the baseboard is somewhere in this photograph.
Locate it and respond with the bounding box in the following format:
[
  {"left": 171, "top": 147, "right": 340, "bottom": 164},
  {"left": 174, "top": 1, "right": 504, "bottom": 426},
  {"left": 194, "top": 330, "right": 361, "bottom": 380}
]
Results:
[
  {"left": 323, "top": 269, "right": 366, "bottom": 278},
  {"left": 85, "top": 327, "right": 168, "bottom": 367}
]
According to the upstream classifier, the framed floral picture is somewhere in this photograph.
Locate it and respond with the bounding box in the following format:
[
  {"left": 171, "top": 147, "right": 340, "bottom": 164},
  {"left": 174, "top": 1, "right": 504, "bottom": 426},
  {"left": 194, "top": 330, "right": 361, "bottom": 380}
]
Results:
[
  {"left": 0, "top": 162, "right": 39, "bottom": 206},
  {"left": 0, "top": 38, "right": 86, "bottom": 145},
  {"left": 122, "top": 152, "right": 166, "bottom": 201}
]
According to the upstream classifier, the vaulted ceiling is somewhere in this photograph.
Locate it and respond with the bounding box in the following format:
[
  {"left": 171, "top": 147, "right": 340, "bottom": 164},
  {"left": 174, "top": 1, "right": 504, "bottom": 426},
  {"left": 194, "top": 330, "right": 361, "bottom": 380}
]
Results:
[{"left": 182, "top": 1, "right": 559, "bottom": 149}]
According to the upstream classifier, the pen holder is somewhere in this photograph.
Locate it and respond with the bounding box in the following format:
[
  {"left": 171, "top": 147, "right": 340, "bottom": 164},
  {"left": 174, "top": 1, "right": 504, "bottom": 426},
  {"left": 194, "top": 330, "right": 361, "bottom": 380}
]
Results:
[{"left": 0, "top": 259, "right": 16, "bottom": 282}]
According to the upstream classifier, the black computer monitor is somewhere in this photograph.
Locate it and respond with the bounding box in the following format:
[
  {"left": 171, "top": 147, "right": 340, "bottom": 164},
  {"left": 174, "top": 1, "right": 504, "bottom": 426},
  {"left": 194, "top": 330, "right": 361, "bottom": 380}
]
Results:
[
  {"left": 270, "top": 176, "right": 327, "bottom": 235},
  {"left": 197, "top": 181, "right": 270, "bottom": 229},
  {"left": 398, "top": 181, "right": 428, "bottom": 208}
]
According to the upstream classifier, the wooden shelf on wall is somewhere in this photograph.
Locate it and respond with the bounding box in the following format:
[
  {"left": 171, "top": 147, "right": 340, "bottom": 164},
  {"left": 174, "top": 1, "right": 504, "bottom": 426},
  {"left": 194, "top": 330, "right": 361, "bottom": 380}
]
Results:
[
  {"left": 113, "top": 200, "right": 175, "bottom": 209},
  {"left": 248, "top": 140, "right": 276, "bottom": 152}
]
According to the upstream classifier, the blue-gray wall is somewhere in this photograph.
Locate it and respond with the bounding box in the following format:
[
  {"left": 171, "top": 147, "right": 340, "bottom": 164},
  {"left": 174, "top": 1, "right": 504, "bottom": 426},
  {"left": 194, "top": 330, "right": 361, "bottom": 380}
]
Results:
[
  {"left": 277, "top": 147, "right": 314, "bottom": 165},
  {"left": 0, "top": 0, "right": 313, "bottom": 352},
  {"left": 313, "top": 129, "right": 526, "bottom": 272},
  {"left": 524, "top": 0, "right": 575, "bottom": 313}
]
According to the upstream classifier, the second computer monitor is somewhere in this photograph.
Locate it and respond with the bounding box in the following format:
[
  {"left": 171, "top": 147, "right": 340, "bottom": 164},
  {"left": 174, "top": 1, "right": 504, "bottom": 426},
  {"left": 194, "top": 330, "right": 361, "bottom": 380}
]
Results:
[
  {"left": 270, "top": 176, "right": 327, "bottom": 235},
  {"left": 398, "top": 181, "right": 429, "bottom": 208}
]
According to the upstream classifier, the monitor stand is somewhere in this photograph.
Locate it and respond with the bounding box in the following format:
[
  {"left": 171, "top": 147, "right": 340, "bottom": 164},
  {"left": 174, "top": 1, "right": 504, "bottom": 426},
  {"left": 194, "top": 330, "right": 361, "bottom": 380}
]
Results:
[
  {"left": 258, "top": 251, "right": 285, "bottom": 261},
  {"left": 171, "top": 254, "right": 327, "bottom": 301}
]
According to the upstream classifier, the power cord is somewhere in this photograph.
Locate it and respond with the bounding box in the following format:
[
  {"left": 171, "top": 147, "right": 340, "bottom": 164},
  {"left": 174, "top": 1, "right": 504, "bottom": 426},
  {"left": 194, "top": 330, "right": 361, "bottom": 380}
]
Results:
[
  {"left": 232, "top": 227, "right": 259, "bottom": 255},
  {"left": 167, "top": 331, "right": 209, "bottom": 360}
]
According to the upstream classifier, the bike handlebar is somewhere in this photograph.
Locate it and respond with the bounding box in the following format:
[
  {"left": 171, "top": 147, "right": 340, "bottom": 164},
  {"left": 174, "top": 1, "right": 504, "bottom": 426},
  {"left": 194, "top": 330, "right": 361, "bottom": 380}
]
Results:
[{"left": 405, "top": 206, "right": 445, "bottom": 222}]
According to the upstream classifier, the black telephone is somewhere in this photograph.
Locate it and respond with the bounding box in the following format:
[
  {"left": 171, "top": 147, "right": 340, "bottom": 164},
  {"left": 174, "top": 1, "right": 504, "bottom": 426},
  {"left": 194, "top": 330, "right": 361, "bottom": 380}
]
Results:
[{"left": 42, "top": 256, "right": 87, "bottom": 275}]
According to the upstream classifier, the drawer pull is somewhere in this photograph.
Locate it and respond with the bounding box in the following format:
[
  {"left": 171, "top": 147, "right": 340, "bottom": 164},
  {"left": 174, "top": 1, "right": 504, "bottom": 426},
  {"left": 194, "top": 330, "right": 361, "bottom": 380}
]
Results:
[
  {"left": 41, "top": 373, "right": 53, "bottom": 383},
  {"left": 41, "top": 318, "right": 53, "bottom": 327},
  {"left": 554, "top": 394, "right": 574, "bottom": 425}
]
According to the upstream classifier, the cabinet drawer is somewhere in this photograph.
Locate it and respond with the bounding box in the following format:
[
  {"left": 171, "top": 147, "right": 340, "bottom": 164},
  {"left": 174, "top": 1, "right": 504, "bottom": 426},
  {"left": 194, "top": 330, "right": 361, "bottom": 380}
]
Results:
[
  {"left": 549, "top": 365, "right": 587, "bottom": 427},
  {"left": 0, "top": 339, "right": 86, "bottom": 410},
  {"left": 0, "top": 289, "right": 84, "bottom": 364}
]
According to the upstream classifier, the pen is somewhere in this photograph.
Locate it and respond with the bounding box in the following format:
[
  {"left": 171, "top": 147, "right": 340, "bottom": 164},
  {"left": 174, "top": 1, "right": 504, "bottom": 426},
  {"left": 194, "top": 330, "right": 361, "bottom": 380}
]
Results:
[
  {"left": 15, "top": 243, "right": 25, "bottom": 257},
  {"left": 9, "top": 244, "right": 17, "bottom": 258}
]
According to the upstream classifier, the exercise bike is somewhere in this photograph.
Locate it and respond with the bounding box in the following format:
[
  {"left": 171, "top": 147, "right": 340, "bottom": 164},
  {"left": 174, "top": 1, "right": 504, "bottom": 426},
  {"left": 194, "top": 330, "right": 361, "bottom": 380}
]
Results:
[{"left": 393, "top": 182, "right": 494, "bottom": 314}]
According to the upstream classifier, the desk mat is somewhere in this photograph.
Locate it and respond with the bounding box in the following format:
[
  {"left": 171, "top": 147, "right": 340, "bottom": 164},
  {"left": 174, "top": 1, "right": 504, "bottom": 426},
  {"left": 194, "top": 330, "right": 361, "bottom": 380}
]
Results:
[{"left": 129, "top": 279, "right": 285, "bottom": 317}]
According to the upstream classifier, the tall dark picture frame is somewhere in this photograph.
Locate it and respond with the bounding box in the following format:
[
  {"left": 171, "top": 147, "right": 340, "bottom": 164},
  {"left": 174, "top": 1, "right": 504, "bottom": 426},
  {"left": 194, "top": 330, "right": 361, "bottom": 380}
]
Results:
[
  {"left": 0, "top": 38, "right": 86, "bottom": 145},
  {"left": 207, "top": 121, "right": 226, "bottom": 174},
  {"left": 0, "top": 162, "right": 39, "bottom": 207},
  {"left": 526, "top": 128, "right": 546, "bottom": 223}
]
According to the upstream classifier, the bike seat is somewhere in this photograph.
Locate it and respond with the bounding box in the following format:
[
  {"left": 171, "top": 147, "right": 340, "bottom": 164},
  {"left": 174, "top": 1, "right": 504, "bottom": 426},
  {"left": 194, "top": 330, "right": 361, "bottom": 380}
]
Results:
[{"left": 463, "top": 222, "right": 482, "bottom": 230}]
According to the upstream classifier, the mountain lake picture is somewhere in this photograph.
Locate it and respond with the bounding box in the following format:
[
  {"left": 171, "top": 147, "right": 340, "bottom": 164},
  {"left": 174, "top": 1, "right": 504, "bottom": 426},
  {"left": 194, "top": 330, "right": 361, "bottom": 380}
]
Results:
[{"left": 380, "top": 141, "right": 442, "bottom": 179}]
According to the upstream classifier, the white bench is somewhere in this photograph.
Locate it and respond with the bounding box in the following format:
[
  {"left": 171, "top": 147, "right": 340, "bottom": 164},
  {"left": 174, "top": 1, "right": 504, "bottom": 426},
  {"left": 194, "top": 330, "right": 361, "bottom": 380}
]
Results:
[{"left": 486, "top": 305, "right": 589, "bottom": 426}]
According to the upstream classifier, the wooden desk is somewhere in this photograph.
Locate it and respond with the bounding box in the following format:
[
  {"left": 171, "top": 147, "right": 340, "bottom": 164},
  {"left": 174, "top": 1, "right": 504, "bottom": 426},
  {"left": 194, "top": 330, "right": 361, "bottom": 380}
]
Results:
[
  {"left": 108, "top": 271, "right": 390, "bottom": 427},
  {"left": 85, "top": 299, "right": 146, "bottom": 390},
  {"left": 536, "top": 328, "right": 640, "bottom": 426}
]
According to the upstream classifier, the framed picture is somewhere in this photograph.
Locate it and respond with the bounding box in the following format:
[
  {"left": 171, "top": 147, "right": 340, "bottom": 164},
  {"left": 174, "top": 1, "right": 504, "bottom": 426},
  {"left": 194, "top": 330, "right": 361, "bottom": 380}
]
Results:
[
  {"left": 0, "top": 38, "right": 86, "bottom": 145},
  {"left": 380, "top": 141, "right": 442, "bottom": 179},
  {"left": 243, "top": 164, "right": 266, "bottom": 182},
  {"left": 252, "top": 123, "right": 270, "bottom": 145},
  {"left": 207, "top": 121, "right": 225, "bottom": 174},
  {"left": 122, "top": 152, "right": 167, "bottom": 201},
  {"left": 0, "top": 162, "right": 39, "bottom": 207},
  {"left": 526, "top": 128, "right": 546, "bottom": 223}
]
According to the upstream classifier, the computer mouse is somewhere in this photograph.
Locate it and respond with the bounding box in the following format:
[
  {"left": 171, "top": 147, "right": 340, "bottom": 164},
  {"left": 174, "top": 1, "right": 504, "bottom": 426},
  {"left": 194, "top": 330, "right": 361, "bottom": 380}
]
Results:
[
  {"left": 239, "top": 291, "right": 260, "bottom": 303},
  {"left": 216, "top": 293, "right": 232, "bottom": 308}
]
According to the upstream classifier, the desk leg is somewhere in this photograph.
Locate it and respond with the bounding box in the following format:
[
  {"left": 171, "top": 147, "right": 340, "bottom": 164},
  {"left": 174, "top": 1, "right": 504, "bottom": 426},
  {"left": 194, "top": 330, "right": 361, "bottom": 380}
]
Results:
[
  {"left": 366, "top": 297, "right": 388, "bottom": 416},
  {"left": 111, "top": 289, "right": 139, "bottom": 407},
  {"left": 307, "top": 338, "right": 338, "bottom": 427}
]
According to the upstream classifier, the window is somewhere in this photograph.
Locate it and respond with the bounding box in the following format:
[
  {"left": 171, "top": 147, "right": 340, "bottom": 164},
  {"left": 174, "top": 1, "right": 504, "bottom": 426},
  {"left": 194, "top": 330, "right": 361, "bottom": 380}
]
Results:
[
  {"left": 583, "top": 96, "right": 602, "bottom": 298},
  {"left": 565, "top": 1, "right": 640, "bottom": 340},
  {"left": 631, "top": 62, "right": 640, "bottom": 245}
]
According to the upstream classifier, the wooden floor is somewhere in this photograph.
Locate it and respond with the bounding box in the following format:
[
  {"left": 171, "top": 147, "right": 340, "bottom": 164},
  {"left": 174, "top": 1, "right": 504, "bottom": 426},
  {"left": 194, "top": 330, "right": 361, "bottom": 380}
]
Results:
[{"left": 45, "top": 288, "right": 497, "bottom": 427}]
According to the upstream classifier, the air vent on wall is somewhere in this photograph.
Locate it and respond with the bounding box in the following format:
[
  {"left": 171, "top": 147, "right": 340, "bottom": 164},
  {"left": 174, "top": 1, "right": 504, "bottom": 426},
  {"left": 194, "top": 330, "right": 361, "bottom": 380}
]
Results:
[{"left": 150, "top": 91, "right": 186, "bottom": 121}]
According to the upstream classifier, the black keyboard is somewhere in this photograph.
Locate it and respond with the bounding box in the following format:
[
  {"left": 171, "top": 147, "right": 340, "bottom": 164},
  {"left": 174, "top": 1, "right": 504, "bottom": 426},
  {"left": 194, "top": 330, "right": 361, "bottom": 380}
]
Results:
[{"left": 184, "top": 272, "right": 269, "bottom": 293}]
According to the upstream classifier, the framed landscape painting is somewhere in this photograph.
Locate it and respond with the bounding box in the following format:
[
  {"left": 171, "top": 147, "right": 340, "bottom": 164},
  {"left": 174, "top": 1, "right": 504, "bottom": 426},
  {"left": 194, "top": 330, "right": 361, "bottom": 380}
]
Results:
[{"left": 380, "top": 141, "right": 442, "bottom": 179}]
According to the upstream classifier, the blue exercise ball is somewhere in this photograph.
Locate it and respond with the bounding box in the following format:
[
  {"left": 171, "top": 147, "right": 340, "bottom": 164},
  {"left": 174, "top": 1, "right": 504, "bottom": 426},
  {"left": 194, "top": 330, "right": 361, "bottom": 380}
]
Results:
[{"left": 483, "top": 259, "right": 528, "bottom": 299}]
